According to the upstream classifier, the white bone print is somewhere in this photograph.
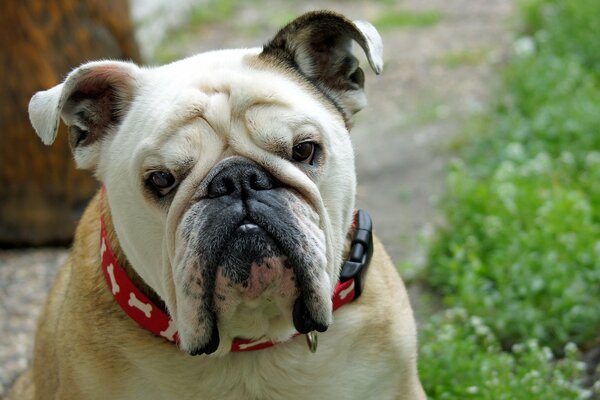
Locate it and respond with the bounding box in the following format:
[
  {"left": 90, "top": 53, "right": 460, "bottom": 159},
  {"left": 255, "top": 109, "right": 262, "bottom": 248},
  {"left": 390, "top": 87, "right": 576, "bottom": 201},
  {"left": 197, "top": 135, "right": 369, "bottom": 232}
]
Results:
[
  {"left": 160, "top": 320, "right": 177, "bottom": 341},
  {"left": 101, "top": 238, "right": 107, "bottom": 257},
  {"left": 106, "top": 264, "right": 120, "bottom": 295},
  {"left": 238, "top": 337, "right": 270, "bottom": 350},
  {"left": 128, "top": 292, "right": 152, "bottom": 318},
  {"left": 339, "top": 280, "right": 355, "bottom": 300}
]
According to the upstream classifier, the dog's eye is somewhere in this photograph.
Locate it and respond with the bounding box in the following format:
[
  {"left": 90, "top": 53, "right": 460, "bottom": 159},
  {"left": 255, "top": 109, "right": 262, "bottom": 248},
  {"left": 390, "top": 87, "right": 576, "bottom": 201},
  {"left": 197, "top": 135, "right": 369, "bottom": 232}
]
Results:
[
  {"left": 292, "top": 142, "right": 316, "bottom": 164},
  {"left": 147, "top": 171, "right": 177, "bottom": 196}
]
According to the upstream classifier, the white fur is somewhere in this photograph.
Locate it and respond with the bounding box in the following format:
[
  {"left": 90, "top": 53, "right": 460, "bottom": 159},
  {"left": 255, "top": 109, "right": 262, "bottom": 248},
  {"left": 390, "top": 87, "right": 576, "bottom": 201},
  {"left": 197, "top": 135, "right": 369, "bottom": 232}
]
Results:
[
  {"left": 27, "top": 48, "right": 357, "bottom": 349},
  {"left": 28, "top": 60, "right": 140, "bottom": 147},
  {"left": 29, "top": 83, "right": 64, "bottom": 145},
  {"left": 353, "top": 20, "right": 384, "bottom": 74},
  {"left": 24, "top": 21, "right": 425, "bottom": 399},
  {"left": 54, "top": 49, "right": 353, "bottom": 352}
]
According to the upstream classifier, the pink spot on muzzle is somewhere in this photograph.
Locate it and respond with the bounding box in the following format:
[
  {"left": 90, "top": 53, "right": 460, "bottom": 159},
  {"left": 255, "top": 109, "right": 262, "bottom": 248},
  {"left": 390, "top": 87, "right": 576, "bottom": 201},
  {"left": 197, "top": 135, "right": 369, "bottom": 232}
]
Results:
[{"left": 240, "top": 257, "right": 285, "bottom": 299}]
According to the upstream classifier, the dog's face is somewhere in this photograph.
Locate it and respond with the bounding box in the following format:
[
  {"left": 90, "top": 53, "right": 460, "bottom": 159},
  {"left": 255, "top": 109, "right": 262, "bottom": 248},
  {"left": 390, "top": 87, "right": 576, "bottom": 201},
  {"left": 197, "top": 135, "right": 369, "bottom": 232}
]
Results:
[{"left": 28, "top": 12, "right": 382, "bottom": 355}]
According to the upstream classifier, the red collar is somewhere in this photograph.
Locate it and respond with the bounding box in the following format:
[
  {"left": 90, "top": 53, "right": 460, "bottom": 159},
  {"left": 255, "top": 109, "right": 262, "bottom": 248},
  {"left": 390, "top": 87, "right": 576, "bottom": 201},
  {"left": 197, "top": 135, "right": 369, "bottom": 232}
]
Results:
[{"left": 100, "top": 211, "right": 372, "bottom": 352}]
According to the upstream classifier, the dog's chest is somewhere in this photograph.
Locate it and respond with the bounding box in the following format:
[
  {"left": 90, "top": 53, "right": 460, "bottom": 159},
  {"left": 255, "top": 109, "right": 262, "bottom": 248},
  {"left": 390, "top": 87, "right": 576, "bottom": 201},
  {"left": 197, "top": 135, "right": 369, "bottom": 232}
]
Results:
[{"left": 117, "top": 331, "right": 398, "bottom": 400}]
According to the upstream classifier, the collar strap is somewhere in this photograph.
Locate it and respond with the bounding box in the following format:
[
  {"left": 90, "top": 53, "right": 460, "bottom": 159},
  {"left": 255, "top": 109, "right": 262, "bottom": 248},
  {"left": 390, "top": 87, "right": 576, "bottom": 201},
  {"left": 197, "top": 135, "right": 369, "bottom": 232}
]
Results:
[
  {"left": 100, "top": 210, "right": 373, "bottom": 352},
  {"left": 340, "top": 209, "right": 373, "bottom": 299}
]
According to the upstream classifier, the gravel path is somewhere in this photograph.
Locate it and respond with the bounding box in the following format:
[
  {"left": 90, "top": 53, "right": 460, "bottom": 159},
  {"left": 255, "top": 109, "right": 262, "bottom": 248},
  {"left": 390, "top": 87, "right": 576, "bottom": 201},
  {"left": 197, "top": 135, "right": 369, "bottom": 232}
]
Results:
[
  {"left": 0, "top": 250, "right": 66, "bottom": 397},
  {"left": 0, "top": 1, "right": 513, "bottom": 396}
]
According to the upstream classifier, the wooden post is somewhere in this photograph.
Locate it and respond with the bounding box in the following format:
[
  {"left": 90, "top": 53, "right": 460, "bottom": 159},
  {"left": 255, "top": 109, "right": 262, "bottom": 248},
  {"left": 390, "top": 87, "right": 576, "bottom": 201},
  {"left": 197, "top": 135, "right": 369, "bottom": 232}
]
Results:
[{"left": 0, "top": 0, "right": 142, "bottom": 246}]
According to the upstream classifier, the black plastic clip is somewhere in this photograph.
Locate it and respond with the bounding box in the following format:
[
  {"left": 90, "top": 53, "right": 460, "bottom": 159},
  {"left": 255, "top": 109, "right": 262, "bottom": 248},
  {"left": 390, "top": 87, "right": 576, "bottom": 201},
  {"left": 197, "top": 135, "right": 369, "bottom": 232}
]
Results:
[{"left": 339, "top": 209, "right": 373, "bottom": 300}]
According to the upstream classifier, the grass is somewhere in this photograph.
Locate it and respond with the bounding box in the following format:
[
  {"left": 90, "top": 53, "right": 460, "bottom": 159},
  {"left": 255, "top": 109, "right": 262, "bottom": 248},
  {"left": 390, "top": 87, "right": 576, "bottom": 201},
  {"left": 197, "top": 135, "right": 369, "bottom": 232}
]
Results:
[
  {"left": 420, "top": 309, "right": 594, "bottom": 399},
  {"left": 396, "top": 96, "right": 451, "bottom": 129},
  {"left": 151, "top": 0, "right": 240, "bottom": 64},
  {"left": 425, "top": 0, "right": 600, "bottom": 353},
  {"left": 519, "top": 0, "right": 600, "bottom": 74},
  {"left": 439, "top": 48, "right": 491, "bottom": 68},
  {"left": 374, "top": 9, "right": 443, "bottom": 31},
  {"left": 419, "top": 0, "right": 600, "bottom": 397},
  {"left": 154, "top": 35, "right": 187, "bottom": 64},
  {"left": 269, "top": 11, "right": 296, "bottom": 28},
  {"left": 189, "top": 0, "right": 237, "bottom": 26}
]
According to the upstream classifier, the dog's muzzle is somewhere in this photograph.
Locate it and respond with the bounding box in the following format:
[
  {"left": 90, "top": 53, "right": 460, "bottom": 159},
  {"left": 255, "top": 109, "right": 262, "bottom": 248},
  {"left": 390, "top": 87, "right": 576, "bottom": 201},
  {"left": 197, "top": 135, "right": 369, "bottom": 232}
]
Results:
[
  {"left": 205, "top": 160, "right": 287, "bottom": 290},
  {"left": 177, "top": 158, "right": 330, "bottom": 354}
]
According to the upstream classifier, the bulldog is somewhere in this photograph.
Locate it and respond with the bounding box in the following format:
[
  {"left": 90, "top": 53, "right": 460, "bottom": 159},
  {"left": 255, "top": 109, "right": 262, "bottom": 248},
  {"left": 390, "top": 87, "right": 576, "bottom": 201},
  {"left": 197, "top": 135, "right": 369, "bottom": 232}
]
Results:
[{"left": 9, "top": 11, "right": 425, "bottom": 400}]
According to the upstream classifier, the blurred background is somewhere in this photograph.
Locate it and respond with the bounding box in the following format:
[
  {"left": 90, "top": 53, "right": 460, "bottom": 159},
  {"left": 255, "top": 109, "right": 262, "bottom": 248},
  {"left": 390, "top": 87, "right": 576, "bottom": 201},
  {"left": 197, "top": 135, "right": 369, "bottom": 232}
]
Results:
[{"left": 0, "top": 0, "right": 598, "bottom": 398}]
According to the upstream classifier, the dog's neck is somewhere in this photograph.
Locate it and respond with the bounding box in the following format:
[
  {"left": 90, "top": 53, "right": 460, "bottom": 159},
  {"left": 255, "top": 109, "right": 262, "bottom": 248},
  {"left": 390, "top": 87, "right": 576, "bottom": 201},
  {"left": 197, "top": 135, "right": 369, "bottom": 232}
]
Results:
[
  {"left": 100, "top": 199, "right": 168, "bottom": 312},
  {"left": 99, "top": 197, "right": 355, "bottom": 317}
]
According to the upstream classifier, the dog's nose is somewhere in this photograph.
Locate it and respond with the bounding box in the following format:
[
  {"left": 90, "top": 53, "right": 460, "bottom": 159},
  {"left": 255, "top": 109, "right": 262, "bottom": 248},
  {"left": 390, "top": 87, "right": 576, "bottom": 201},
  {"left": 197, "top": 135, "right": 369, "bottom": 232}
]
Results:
[{"left": 207, "top": 159, "right": 275, "bottom": 199}]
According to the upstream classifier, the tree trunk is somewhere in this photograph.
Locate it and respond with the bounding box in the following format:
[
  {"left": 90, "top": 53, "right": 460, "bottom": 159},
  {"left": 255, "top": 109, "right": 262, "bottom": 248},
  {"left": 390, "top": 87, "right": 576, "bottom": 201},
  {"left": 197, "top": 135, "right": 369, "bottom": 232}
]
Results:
[{"left": 0, "top": 0, "right": 141, "bottom": 246}]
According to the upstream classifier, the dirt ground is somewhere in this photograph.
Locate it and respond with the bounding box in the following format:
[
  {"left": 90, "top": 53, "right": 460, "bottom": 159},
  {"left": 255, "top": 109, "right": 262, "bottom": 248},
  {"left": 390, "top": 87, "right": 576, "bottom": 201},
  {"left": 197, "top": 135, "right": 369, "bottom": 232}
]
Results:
[{"left": 0, "top": 1, "right": 513, "bottom": 396}]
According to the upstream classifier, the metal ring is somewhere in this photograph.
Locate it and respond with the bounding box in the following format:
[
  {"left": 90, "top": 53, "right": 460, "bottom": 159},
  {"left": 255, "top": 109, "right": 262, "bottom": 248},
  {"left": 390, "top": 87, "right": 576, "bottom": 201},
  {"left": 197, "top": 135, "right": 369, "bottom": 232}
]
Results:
[{"left": 306, "top": 331, "right": 318, "bottom": 353}]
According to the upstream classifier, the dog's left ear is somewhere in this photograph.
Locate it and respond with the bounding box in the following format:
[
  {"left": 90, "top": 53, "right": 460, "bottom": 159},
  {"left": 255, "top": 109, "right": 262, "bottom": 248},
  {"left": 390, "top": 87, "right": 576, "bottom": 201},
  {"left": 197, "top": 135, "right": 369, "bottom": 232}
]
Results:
[
  {"left": 261, "top": 11, "right": 383, "bottom": 121},
  {"left": 28, "top": 60, "right": 140, "bottom": 170}
]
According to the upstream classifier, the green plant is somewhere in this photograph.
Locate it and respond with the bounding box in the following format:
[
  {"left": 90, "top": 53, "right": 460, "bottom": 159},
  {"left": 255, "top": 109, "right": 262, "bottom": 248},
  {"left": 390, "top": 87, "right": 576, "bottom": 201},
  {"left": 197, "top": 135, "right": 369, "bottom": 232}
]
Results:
[
  {"left": 420, "top": 309, "right": 595, "bottom": 399},
  {"left": 439, "top": 48, "right": 491, "bottom": 68},
  {"left": 420, "top": 0, "right": 600, "bottom": 396},
  {"left": 190, "top": 0, "right": 237, "bottom": 25},
  {"left": 425, "top": 0, "right": 600, "bottom": 352},
  {"left": 428, "top": 145, "right": 600, "bottom": 349},
  {"left": 519, "top": 0, "right": 600, "bottom": 73},
  {"left": 373, "top": 9, "right": 442, "bottom": 31}
]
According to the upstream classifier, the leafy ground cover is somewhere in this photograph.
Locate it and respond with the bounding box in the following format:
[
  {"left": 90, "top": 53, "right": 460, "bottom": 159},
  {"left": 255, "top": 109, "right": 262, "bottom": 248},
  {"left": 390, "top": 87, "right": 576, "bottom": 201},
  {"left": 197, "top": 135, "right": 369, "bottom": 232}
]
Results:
[
  {"left": 419, "top": 0, "right": 600, "bottom": 397},
  {"left": 421, "top": 309, "right": 593, "bottom": 399}
]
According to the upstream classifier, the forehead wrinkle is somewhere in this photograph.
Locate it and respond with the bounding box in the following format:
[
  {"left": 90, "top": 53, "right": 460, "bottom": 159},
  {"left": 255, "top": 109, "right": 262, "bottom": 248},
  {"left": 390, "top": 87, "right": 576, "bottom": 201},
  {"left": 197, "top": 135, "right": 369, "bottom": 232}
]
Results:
[
  {"left": 228, "top": 78, "right": 290, "bottom": 119},
  {"left": 244, "top": 53, "right": 347, "bottom": 128},
  {"left": 140, "top": 91, "right": 209, "bottom": 153},
  {"left": 243, "top": 102, "right": 317, "bottom": 143},
  {"left": 221, "top": 84, "right": 292, "bottom": 155},
  {"left": 202, "top": 91, "right": 232, "bottom": 140},
  {"left": 136, "top": 110, "right": 216, "bottom": 180}
]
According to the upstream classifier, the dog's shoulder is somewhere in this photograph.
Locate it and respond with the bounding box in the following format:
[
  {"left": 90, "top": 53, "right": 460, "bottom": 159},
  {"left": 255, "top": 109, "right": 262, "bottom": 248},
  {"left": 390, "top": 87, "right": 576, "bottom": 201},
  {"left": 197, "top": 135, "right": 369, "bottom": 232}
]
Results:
[
  {"left": 352, "top": 233, "right": 419, "bottom": 356},
  {"left": 30, "top": 192, "right": 140, "bottom": 397},
  {"left": 5, "top": 368, "right": 33, "bottom": 400}
]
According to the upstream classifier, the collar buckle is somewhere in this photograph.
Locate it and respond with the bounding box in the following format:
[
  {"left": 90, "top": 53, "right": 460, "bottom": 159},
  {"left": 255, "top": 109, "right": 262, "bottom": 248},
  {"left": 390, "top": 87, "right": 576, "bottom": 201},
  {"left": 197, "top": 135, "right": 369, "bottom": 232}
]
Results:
[{"left": 339, "top": 209, "right": 373, "bottom": 300}]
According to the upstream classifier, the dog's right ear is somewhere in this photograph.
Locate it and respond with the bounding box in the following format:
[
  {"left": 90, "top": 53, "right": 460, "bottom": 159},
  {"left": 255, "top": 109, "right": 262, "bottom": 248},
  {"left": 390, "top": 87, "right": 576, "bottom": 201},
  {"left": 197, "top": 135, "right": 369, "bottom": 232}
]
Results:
[
  {"left": 261, "top": 11, "right": 383, "bottom": 123},
  {"left": 28, "top": 60, "right": 140, "bottom": 170}
]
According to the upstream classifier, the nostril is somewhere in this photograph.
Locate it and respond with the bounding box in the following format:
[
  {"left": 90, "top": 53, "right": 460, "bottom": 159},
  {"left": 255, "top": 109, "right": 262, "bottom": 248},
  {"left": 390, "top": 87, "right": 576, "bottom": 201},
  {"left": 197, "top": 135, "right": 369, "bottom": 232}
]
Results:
[
  {"left": 208, "top": 176, "right": 237, "bottom": 198},
  {"left": 224, "top": 178, "right": 236, "bottom": 195},
  {"left": 249, "top": 172, "right": 273, "bottom": 191},
  {"left": 206, "top": 160, "right": 276, "bottom": 199}
]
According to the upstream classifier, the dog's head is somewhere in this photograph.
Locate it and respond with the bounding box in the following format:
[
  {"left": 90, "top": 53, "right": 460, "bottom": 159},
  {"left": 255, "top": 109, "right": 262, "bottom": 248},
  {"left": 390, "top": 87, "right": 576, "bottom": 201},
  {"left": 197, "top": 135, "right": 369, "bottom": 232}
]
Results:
[{"left": 28, "top": 11, "right": 382, "bottom": 355}]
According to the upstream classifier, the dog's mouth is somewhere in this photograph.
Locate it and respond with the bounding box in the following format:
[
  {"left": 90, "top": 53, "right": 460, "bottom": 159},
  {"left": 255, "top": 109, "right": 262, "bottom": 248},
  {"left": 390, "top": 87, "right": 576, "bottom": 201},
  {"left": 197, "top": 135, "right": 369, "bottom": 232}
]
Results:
[
  {"left": 192, "top": 221, "right": 295, "bottom": 354},
  {"left": 215, "top": 217, "right": 294, "bottom": 301},
  {"left": 236, "top": 218, "right": 260, "bottom": 233},
  {"left": 172, "top": 157, "right": 332, "bottom": 355},
  {"left": 176, "top": 188, "right": 331, "bottom": 355}
]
